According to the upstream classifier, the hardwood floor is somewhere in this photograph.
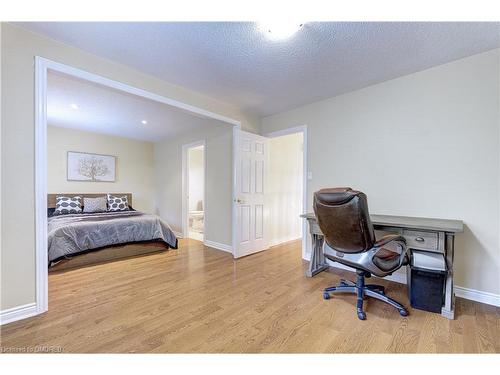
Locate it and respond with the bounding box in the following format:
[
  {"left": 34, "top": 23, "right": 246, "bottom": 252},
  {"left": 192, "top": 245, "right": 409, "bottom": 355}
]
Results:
[{"left": 1, "top": 239, "right": 499, "bottom": 353}]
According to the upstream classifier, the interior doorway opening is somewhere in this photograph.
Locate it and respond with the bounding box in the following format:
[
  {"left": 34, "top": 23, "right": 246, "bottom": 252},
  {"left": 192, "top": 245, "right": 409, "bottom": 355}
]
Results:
[
  {"left": 267, "top": 131, "right": 304, "bottom": 248},
  {"left": 183, "top": 142, "right": 206, "bottom": 241},
  {"left": 28, "top": 57, "right": 241, "bottom": 325}
]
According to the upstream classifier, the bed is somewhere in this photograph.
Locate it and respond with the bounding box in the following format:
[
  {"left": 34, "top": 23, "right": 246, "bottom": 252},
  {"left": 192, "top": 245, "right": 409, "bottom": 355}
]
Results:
[{"left": 47, "top": 193, "right": 177, "bottom": 271}]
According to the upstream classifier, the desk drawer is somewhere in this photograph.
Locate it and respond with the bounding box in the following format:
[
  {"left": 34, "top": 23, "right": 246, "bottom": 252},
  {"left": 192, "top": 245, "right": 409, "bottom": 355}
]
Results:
[{"left": 404, "top": 230, "right": 439, "bottom": 251}]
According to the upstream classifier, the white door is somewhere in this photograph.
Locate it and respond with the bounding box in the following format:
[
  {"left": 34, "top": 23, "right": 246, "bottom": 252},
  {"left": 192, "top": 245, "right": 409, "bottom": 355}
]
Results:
[{"left": 233, "top": 129, "right": 269, "bottom": 258}]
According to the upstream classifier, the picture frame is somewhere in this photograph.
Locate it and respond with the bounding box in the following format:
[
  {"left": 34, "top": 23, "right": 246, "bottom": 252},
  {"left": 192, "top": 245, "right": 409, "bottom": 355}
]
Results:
[{"left": 67, "top": 151, "right": 116, "bottom": 182}]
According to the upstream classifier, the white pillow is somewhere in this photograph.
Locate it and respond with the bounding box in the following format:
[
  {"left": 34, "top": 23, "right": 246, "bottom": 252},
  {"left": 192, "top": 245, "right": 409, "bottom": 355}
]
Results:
[
  {"left": 107, "top": 194, "right": 129, "bottom": 212},
  {"left": 83, "top": 196, "right": 107, "bottom": 213},
  {"left": 54, "top": 196, "right": 82, "bottom": 215}
]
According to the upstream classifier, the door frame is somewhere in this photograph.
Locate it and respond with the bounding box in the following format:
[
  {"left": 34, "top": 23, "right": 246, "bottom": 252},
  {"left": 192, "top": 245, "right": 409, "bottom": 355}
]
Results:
[
  {"left": 182, "top": 140, "right": 207, "bottom": 239},
  {"left": 29, "top": 56, "right": 240, "bottom": 324},
  {"left": 231, "top": 127, "right": 240, "bottom": 257},
  {"left": 262, "top": 125, "right": 308, "bottom": 260}
]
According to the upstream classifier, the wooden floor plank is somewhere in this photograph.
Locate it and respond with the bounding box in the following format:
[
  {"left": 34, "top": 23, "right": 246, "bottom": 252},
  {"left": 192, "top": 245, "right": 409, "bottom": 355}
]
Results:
[{"left": 1, "top": 238, "right": 498, "bottom": 353}]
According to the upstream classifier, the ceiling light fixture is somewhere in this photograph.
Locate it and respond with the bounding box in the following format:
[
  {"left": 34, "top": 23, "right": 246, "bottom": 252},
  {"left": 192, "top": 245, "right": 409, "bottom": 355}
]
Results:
[
  {"left": 70, "top": 103, "right": 79, "bottom": 110},
  {"left": 141, "top": 120, "right": 148, "bottom": 125},
  {"left": 258, "top": 21, "right": 304, "bottom": 40}
]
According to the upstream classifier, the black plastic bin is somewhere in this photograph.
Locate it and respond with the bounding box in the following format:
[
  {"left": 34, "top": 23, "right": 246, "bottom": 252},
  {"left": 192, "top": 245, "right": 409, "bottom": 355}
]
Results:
[{"left": 408, "top": 251, "right": 447, "bottom": 313}]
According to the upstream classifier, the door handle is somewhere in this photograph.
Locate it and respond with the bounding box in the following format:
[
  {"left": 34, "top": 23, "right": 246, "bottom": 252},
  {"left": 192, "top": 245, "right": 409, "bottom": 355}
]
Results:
[{"left": 234, "top": 198, "right": 245, "bottom": 204}]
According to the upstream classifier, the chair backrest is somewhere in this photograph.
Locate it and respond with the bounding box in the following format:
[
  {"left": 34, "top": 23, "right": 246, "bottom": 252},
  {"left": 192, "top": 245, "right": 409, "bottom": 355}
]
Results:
[{"left": 313, "top": 187, "right": 375, "bottom": 253}]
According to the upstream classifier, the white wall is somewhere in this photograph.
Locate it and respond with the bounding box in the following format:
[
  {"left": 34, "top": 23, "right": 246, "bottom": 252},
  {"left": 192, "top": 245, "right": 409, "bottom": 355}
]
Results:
[
  {"left": 154, "top": 120, "right": 233, "bottom": 246},
  {"left": 47, "top": 126, "right": 155, "bottom": 213},
  {"left": 267, "top": 132, "right": 303, "bottom": 246},
  {"left": 1, "top": 22, "right": 258, "bottom": 311},
  {"left": 0, "top": 24, "right": 2, "bottom": 296},
  {"left": 262, "top": 49, "right": 500, "bottom": 296},
  {"left": 188, "top": 147, "right": 204, "bottom": 212}
]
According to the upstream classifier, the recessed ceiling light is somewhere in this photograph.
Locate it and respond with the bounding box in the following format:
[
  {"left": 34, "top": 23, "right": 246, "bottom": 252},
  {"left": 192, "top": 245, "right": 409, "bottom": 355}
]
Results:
[
  {"left": 258, "top": 21, "right": 304, "bottom": 40},
  {"left": 141, "top": 120, "right": 148, "bottom": 125},
  {"left": 70, "top": 103, "right": 79, "bottom": 110}
]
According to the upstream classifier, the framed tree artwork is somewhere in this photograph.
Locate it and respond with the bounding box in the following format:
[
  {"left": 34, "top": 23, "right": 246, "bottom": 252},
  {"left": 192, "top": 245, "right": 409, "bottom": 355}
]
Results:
[{"left": 67, "top": 151, "right": 116, "bottom": 182}]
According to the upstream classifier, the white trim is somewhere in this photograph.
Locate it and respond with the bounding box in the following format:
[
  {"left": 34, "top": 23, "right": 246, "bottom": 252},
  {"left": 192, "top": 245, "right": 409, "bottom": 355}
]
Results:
[
  {"left": 35, "top": 57, "right": 48, "bottom": 317},
  {"left": 268, "top": 236, "right": 302, "bottom": 248},
  {"left": 37, "top": 57, "right": 241, "bottom": 128},
  {"left": 263, "top": 125, "right": 308, "bottom": 139},
  {"left": 455, "top": 286, "right": 500, "bottom": 307},
  {"left": 382, "top": 271, "right": 408, "bottom": 285},
  {"left": 182, "top": 140, "right": 206, "bottom": 240},
  {"left": 203, "top": 240, "right": 233, "bottom": 253},
  {"left": 263, "top": 125, "right": 308, "bottom": 260},
  {"left": 0, "top": 303, "right": 38, "bottom": 326},
  {"left": 231, "top": 127, "right": 240, "bottom": 258},
  {"left": 27, "top": 57, "right": 240, "bottom": 326}
]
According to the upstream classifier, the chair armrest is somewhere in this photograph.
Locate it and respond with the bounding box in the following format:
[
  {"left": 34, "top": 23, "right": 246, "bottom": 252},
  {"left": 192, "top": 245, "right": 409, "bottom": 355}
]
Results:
[
  {"left": 372, "top": 235, "right": 409, "bottom": 271},
  {"left": 374, "top": 234, "right": 406, "bottom": 247}
]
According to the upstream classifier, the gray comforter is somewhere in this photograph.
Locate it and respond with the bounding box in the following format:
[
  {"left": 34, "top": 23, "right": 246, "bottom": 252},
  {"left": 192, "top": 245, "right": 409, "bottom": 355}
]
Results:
[{"left": 47, "top": 210, "right": 177, "bottom": 264}]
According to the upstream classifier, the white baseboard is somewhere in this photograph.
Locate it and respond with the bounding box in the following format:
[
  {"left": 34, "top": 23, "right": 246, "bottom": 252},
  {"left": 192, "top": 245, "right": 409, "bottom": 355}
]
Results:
[
  {"left": 203, "top": 240, "right": 233, "bottom": 253},
  {"left": 455, "top": 286, "right": 500, "bottom": 307},
  {"left": 0, "top": 302, "right": 38, "bottom": 325},
  {"left": 269, "top": 236, "right": 302, "bottom": 248}
]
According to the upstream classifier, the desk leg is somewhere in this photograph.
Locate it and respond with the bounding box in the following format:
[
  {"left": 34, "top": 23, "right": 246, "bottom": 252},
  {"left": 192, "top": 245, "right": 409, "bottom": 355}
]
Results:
[
  {"left": 441, "top": 233, "right": 456, "bottom": 319},
  {"left": 306, "top": 233, "right": 329, "bottom": 277}
]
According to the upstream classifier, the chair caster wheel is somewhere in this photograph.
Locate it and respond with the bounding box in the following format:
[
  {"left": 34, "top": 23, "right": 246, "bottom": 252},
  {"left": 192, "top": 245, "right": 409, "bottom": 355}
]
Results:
[
  {"left": 399, "top": 309, "right": 408, "bottom": 317},
  {"left": 323, "top": 292, "right": 330, "bottom": 300},
  {"left": 357, "top": 310, "right": 366, "bottom": 320}
]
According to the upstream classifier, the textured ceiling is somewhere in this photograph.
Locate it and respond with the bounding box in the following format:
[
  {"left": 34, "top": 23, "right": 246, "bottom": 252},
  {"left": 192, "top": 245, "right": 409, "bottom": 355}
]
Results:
[
  {"left": 48, "top": 71, "right": 222, "bottom": 142},
  {"left": 22, "top": 22, "right": 500, "bottom": 117}
]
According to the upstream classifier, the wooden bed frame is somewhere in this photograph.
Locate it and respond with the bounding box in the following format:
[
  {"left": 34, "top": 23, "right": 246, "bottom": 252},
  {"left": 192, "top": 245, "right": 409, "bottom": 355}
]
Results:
[
  {"left": 47, "top": 193, "right": 133, "bottom": 209},
  {"left": 48, "top": 193, "right": 171, "bottom": 272}
]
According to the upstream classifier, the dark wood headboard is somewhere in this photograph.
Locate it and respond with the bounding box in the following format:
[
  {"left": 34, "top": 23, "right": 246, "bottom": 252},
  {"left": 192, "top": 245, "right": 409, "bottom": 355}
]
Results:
[{"left": 47, "top": 193, "right": 133, "bottom": 208}]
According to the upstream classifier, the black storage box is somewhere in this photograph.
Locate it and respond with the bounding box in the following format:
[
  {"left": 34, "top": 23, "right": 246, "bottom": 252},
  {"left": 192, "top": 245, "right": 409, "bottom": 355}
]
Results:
[{"left": 408, "top": 251, "right": 447, "bottom": 313}]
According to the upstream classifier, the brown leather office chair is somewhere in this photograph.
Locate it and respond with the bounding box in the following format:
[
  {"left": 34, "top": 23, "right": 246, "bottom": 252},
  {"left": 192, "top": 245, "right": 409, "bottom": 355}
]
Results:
[{"left": 313, "top": 187, "right": 409, "bottom": 320}]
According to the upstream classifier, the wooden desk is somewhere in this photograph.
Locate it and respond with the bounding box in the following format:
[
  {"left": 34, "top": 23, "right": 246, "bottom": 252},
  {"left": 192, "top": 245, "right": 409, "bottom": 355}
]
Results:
[{"left": 300, "top": 213, "right": 463, "bottom": 319}]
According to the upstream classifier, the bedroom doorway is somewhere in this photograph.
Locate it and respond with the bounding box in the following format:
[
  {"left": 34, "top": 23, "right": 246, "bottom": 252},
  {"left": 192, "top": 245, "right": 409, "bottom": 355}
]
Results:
[
  {"left": 182, "top": 141, "right": 206, "bottom": 241},
  {"left": 28, "top": 57, "right": 240, "bottom": 324}
]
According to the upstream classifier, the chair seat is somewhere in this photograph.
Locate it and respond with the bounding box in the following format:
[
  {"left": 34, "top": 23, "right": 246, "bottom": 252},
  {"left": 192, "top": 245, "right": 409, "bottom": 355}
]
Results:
[{"left": 373, "top": 248, "right": 401, "bottom": 271}]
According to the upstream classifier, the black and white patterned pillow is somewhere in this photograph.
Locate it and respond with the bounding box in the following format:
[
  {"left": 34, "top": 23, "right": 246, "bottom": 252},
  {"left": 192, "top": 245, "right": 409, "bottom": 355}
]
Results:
[
  {"left": 83, "top": 196, "right": 107, "bottom": 213},
  {"left": 107, "top": 194, "right": 129, "bottom": 212},
  {"left": 54, "top": 196, "right": 82, "bottom": 215}
]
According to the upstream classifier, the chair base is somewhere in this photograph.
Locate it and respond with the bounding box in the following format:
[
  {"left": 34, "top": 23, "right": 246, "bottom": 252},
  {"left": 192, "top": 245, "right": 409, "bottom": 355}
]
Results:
[{"left": 323, "top": 270, "right": 409, "bottom": 320}]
